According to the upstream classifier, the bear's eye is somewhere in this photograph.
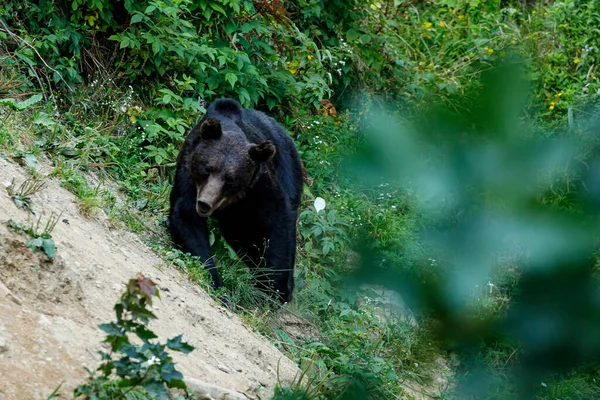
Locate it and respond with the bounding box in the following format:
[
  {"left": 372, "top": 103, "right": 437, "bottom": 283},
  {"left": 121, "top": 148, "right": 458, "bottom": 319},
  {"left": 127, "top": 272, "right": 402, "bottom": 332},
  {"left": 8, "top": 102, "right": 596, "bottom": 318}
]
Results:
[{"left": 224, "top": 175, "right": 235, "bottom": 184}]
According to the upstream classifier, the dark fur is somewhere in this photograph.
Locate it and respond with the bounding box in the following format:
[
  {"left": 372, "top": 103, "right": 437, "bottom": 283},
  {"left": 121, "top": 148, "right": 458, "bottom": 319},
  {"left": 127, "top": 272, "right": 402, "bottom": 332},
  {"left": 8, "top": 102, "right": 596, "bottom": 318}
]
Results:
[{"left": 168, "top": 98, "right": 304, "bottom": 303}]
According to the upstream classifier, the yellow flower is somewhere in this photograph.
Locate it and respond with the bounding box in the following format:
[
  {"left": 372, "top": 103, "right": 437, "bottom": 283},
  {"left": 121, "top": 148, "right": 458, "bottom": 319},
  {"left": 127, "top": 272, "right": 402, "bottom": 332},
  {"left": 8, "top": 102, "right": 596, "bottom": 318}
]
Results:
[
  {"left": 532, "top": 10, "right": 536, "bottom": 14},
  {"left": 484, "top": 47, "right": 494, "bottom": 55},
  {"left": 84, "top": 12, "right": 99, "bottom": 27},
  {"left": 307, "top": 55, "right": 314, "bottom": 61},
  {"left": 549, "top": 105, "right": 555, "bottom": 110},
  {"left": 458, "top": 15, "right": 464, "bottom": 20},
  {"left": 423, "top": 21, "right": 433, "bottom": 29},
  {"left": 555, "top": 92, "right": 562, "bottom": 97},
  {"left": 574, "top": 57, "right": 582, "bottom": 64},
  {"left": 439, "top": 21, "right": 445, "bottom": 27},
  {"left": 287, "top": 61, "right": 299, "bottom": 75},
  {"left": 370, "top": 3, "right": 377, "bottom": 10}
]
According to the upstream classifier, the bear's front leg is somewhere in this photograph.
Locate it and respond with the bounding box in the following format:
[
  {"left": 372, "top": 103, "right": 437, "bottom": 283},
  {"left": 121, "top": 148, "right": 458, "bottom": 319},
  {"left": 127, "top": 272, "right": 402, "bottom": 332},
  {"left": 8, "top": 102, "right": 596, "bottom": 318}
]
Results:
[{"left": 168, "top": 201, "right": 223, "bottom": 289}]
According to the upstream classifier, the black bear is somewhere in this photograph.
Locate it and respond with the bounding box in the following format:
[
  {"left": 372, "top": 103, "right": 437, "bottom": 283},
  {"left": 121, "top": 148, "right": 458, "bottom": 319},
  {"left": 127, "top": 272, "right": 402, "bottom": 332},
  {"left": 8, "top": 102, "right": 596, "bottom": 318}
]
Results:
[{"left": 168, "top": 98, "right": 304, "bottom": 304}]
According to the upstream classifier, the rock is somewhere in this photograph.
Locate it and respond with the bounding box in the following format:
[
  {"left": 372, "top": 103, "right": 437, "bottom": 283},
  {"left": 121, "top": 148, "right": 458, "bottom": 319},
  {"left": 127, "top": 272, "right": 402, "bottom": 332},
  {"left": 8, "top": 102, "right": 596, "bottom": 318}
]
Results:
[
  {"left": 177, "top": 377, "right": 246, "bottom": 400},
  {"left": 0, "top": 335, "right": 7, "bottom": 353},
  {"left": 8, "top": 293, "right": 22, "bottom": 305},
  {"left": 0, "top": 280, "right": 10, "bottom": 298},
  {"left": 38, "top": 314, "right": 52, "bottom": 327},
  {"left": 218, "top": 364, "right": 231, "bottom": 374},
  {"left": 359, "top": 284, "right": 418, "bottom": 326}
]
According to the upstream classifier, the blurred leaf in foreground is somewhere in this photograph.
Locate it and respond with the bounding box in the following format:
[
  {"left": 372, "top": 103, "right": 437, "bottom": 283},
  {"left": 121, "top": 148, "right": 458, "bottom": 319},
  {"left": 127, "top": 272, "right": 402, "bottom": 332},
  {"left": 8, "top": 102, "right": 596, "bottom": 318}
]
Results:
[{"left": 346, "top": 58, "right": 600, "bottom": 399}]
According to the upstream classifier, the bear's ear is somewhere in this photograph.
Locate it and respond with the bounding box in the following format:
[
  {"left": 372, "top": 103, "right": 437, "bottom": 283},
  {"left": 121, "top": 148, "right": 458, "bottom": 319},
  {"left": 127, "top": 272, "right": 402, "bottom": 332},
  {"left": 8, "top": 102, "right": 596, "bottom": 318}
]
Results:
[
  {"left": 249, "top": 141, "right": 276, "bottom": 163},
  {"left": 199, "top": 117, "right": 222, "bottom": 140}
]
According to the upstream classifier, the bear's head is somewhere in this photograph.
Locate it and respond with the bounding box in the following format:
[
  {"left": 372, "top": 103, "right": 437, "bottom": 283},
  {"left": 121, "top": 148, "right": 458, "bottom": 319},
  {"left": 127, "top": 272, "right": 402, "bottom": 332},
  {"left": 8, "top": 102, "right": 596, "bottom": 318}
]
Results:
[{"left": 187, "top": 117, "right": 276, "bottom": 217}]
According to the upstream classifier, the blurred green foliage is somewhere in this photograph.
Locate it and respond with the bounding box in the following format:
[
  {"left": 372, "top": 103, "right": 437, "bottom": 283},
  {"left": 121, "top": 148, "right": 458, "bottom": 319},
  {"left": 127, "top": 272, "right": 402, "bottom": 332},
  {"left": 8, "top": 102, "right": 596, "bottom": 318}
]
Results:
[{"left": 349, "top": 61, "right": 600, "bottom": 399}]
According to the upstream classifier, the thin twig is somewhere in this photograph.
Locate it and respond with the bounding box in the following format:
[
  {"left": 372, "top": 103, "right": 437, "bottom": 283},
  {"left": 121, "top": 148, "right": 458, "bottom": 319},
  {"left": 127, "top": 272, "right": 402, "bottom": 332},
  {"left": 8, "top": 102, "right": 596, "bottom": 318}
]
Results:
[{"left": 0, "top": 18, "right": 73, "bottom": 93}]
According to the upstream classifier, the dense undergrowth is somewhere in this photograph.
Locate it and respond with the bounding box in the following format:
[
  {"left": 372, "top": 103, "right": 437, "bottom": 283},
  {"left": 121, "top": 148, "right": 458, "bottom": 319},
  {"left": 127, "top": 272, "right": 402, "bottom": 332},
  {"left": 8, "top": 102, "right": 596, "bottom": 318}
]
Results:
[{"left": 2, "top": 0, "right": 600, "bottom": 399}]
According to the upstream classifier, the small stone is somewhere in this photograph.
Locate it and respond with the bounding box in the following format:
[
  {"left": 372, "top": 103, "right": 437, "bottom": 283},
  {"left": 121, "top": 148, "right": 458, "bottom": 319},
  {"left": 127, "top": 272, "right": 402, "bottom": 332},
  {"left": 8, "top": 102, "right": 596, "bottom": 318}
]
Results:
[
  {"left": 38, "top": 315, "right": 52, "bottom": 326},
  {"left": 0, "top": 336, "right": 7, "bottom": 353},
  {"left": 0, "top": 280, "right": 10, "bottom": 298},
  {"left": 218, "top": 364, "right": 231, "bottom": 374},
  {"left": 8, "top": 293, "right": 22, "bottom": 305},
  {"left": 236, "top": 368, "right": 243, "bottom": 372}
]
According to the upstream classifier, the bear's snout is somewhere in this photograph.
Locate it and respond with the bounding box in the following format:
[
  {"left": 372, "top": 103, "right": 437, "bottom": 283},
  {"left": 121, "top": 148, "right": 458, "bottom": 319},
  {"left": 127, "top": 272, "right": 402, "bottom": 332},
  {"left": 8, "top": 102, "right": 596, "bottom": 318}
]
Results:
[
  {"left": 195, "top": 176, "right": 225, "bottom": 216},
  {"left": 197, "top": 200, "right": 212, "bottom": 216}
]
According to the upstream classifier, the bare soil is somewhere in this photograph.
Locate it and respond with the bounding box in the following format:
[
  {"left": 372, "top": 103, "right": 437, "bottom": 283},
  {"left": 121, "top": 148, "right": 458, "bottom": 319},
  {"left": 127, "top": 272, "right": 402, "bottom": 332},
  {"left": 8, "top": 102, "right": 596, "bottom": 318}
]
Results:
[{"left": 0, "top": 156, "right": 299, "bottom": 400}]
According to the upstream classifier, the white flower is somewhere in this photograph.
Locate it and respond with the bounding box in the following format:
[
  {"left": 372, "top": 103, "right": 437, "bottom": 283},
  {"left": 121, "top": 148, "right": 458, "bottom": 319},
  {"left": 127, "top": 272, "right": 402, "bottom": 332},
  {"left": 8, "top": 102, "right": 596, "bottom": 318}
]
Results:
[
  {"left": 146, "top": 356, "right": 160, "bottom": 366},
  {"left": 314, "top": 197, "right": 326, "bottom": 213}
]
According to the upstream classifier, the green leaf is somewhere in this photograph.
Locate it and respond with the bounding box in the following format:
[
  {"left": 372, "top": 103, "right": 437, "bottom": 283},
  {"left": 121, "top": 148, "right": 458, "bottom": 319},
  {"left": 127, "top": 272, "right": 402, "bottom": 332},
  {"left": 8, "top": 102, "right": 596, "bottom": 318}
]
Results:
[
  {"left": 145, "top": 5, "right": 156, "bottom": 13},
  {"left": 42, "top": 237, "right": 56, "bottom": 260},
  {"left": 145, "top": 381, "right": 170, "bottom": 398},
  {"left": 167, "top": 334, "right": 194, "bottom": 354},
  {"left": 167, "top": 379, "right": 187, "bottom": 389},
  {"left": 0, "top": 98, "right": 17, "bottom": 109},
  {"left": 275, "top": 328, "right": 295, "bottom": 347},
  {"left": 160, "top": 362, "right": 184, "bottom": 382},
  {"left": 33, "top": 112, "right": 57, "bottom": 128},
  {"left": 98, "top": 322, "right": 122, "bottom": 335},
  {"left": 26, "top": 237, "right": 43, "bottom": 252},
  {"left": 0, "top": 94, "right": 42, "bottom": 111},
  {"left": 135, "top": 325, "right": 158, "bottom": 340},
  {"left": 225, "top": 73, "right": 238, "bottom": 89},
  {"left": 347, "top": 29, "right": 360, "bottom": 41},
  {"left": 209, "top": 2, "right": 227, "bottom": 15},
  {"left": 152, "top": 40, "right": 161, "bottom": 55},
  {"left": 24, "top": 153, "right": 38, "bottom": 166},
  {"left": 61, "top": 147, "right": 80, "bottom": 158},
  {"left": 130, "top": 14, "right": 143, "bottom": 24},
  {"left": 225, "top": 21, "right": 237, "bottom": 35},
  {"left": 267, "top": 98, "right": 277, "bottom": 110}
]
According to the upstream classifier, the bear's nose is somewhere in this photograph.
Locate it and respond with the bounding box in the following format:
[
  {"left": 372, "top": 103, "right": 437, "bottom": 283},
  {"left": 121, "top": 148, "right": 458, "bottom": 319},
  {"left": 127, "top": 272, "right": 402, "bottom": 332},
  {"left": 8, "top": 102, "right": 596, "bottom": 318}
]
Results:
[{"left": 197, "top": 200, "right": 212, "bottom": 215}]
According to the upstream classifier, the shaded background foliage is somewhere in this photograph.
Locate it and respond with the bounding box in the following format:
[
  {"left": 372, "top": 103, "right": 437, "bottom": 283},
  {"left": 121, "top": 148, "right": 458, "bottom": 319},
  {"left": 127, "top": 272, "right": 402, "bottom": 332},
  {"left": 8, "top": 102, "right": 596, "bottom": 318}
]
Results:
[{"left": 2, "top": 0, "right": 600, "bottom": 399}]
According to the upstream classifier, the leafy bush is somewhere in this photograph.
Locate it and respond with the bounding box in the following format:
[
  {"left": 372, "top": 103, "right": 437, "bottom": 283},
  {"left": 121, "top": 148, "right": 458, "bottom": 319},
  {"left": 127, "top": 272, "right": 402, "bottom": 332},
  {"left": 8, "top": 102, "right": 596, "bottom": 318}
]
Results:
[{"left": 75, "top": 273, "right": 195, "bottom": 399}]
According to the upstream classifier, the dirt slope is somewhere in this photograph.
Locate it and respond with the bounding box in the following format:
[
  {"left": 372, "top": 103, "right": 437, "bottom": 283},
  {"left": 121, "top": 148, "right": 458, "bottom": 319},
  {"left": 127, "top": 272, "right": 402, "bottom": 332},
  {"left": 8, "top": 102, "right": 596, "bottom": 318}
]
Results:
[{"left": 0, "top": 156, "right": 298, "bottom": 400}]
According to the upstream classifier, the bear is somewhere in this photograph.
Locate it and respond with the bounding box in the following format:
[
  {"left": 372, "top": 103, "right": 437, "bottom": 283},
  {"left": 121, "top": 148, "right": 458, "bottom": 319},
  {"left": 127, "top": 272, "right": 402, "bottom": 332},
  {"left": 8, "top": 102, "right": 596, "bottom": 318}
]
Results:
[{"left": 168, "top": 98, "right": 304, "bottom": 304}]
